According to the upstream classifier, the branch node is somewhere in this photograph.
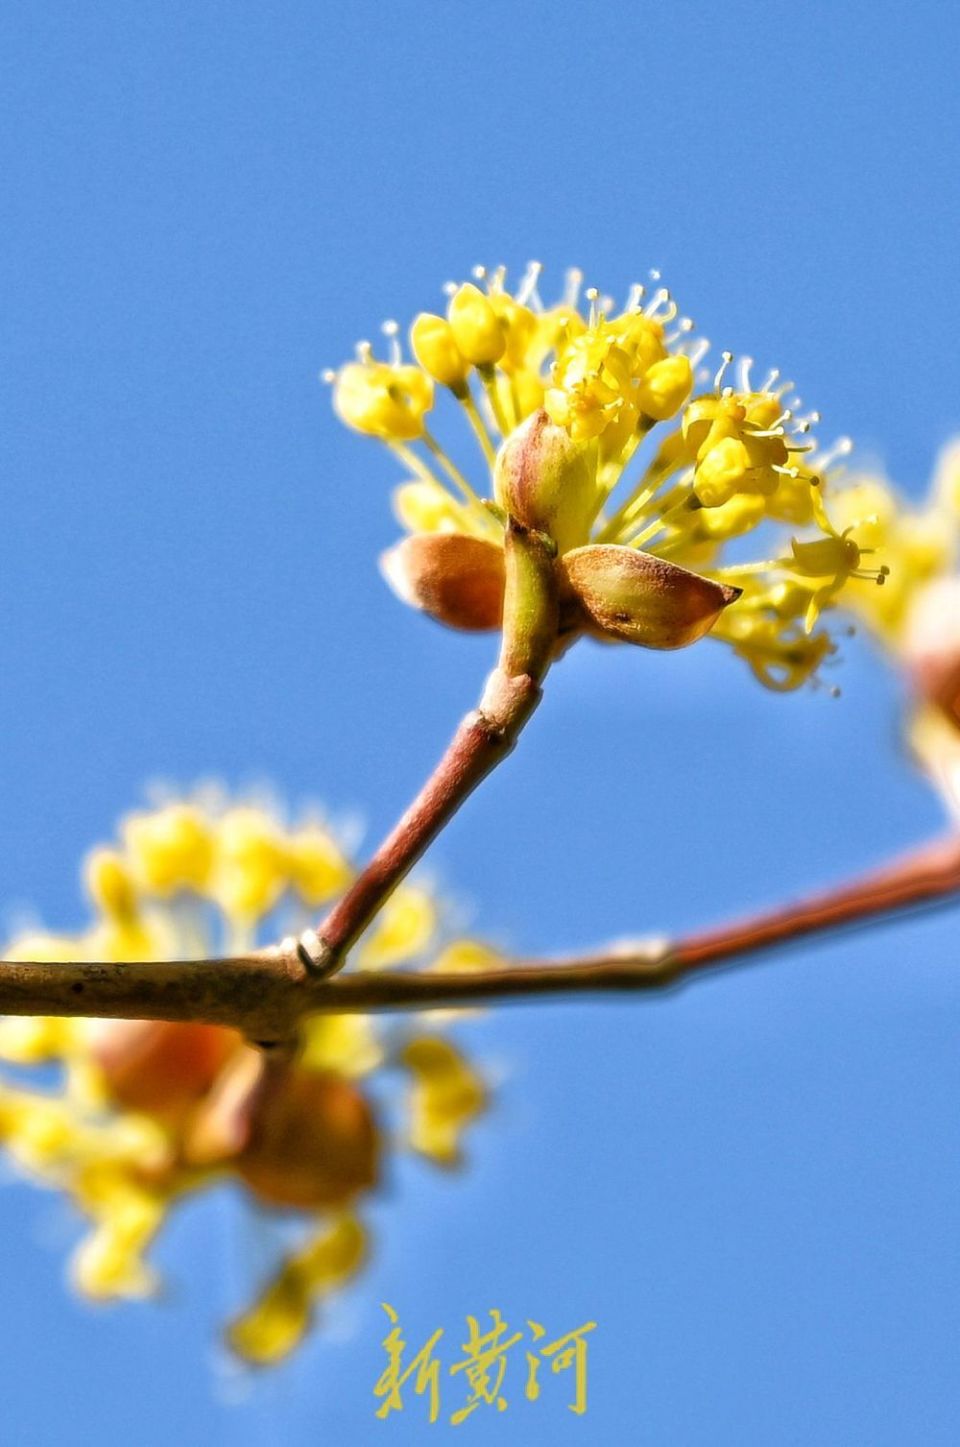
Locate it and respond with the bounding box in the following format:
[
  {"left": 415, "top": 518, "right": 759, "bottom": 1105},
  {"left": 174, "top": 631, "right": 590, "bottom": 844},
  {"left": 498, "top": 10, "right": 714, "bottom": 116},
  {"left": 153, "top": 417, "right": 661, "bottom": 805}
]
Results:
[{"left": 295, "top": 928, "right": 338, "bottom": 978}]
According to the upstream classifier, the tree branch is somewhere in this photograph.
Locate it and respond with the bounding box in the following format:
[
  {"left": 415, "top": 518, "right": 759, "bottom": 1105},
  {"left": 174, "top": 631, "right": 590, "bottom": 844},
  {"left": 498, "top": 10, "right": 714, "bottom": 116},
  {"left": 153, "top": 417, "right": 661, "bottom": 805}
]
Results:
[
  {"left": 0, "top": 950, "right": 310, "bottom": 1043},
  {"left": 304, "top": 523, "right": 558, "bottom": 977},
  {"left": 1, "top": 834, "right": 957, "bottom": 1036}
]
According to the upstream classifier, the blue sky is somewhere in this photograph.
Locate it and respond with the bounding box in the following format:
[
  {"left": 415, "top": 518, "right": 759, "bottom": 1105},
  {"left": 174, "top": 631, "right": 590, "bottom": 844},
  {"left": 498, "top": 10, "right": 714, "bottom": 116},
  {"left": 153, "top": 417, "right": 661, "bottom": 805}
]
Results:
[{"left": 1, "top": 1, "right": 960, "bottom": 1442}]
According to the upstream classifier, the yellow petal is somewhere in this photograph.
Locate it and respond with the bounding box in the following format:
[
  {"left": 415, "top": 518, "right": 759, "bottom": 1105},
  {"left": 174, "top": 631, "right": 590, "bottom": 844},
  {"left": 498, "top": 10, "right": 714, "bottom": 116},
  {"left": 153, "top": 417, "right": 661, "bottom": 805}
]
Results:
[
  {"left": 227, "top": 1214, "right": 367, "bottom": 1366},
  {"left": 410, "top": 313, "right": 469, "bottom": 391},
  {"left": 359, "top": 885, "right": 437, "bottom": 969},
  {"left": 0, "top": 1014, "right": 81, "bottom": 1064},
  {"left": 300, "top": 1014, "right": 383, "bottom": 1079},
  {"left": 70, "top": 1183, "right": 167, "bottom": 1301},
  {"left": 287, "top": 825, "right": 353, "bottom": 908},
  {"left": 122, "top": 803, "right": 215, "bottom": 895},
  {"left": 401, "top": 1036, "right": 487, "bottom": 1167},
  {"left": 447, "top": 284, "right": 505, "bottom": 366}
]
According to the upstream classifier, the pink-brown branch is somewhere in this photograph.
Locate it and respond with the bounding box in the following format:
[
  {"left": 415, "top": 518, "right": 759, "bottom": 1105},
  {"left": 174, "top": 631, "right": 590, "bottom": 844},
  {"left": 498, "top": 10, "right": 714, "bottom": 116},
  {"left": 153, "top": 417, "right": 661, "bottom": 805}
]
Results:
[
  {"left": 1, "top": 833, "right": 957, "bottom": 1038},
  {"left": 305, "top": 522, "right": 558, "bottom": 976}
]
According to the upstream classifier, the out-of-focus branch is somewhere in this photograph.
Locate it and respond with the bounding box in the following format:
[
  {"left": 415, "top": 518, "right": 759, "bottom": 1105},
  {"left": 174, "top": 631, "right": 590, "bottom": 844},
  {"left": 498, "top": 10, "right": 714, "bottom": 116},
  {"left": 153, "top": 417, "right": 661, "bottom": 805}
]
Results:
[
  {"left": 0, "top": 949, "right": 310, "bottom": 1042},
  {"left": 1, "top": 834, "right": 957, "bottom": 1037}
]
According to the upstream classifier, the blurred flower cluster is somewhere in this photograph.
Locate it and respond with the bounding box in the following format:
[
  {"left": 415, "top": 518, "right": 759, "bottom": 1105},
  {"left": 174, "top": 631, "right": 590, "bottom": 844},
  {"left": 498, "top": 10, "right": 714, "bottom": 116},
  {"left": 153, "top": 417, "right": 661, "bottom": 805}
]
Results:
[
  {"left": 329, "top": 264, "right": 907, "bottom": 691},
  {"left": 836, "top": 440, "right": 960, "bottom": 818},
  {"left": 0, "top": 792, "right": 495, "bottom": 1365}
]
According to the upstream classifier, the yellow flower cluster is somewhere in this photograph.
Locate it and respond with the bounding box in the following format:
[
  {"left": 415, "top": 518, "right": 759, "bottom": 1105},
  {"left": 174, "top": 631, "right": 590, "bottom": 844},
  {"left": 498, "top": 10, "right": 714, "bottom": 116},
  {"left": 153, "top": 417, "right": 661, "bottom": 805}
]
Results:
[
  {"left": 329, "top": 263, "right": 894, "bottom": 692},
  {"left": 828, "top": 440, "right": 960, "bottom": 648},
  {"left": 829, "top": 441, "right": 960, "bottom": 819},
  {"left": 0, "top": 792, "right": 491, "bottom": 1367}
]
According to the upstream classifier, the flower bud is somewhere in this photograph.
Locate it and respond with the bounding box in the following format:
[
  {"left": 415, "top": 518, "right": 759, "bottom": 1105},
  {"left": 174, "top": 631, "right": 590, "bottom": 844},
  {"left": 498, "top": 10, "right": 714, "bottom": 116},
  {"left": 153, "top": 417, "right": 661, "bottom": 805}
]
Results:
[
  {"left": 636, "top": 354, "right": 693, "bottom": 421},
  {"left": 410, "top": 313, "right": 470, "bottom": 392},
  {"left": 559, "top": 543, "right": 741, "bottom": 649},
  {"left": 447, "top": 283, "right": 505, "bottom": 365},
  {"left": 238, "top": 1066, "right": 380, "bottom": 1211},
  {"left": 694, "top": 436, "right": 752, "bottom": 506},
  {"left": 89, "top": 1020, "right": 240, "bottom": 1124},
  {"left": 380, "top": 533, "right": 504, "bottom": 631},
  {"left": 184, "top": 1051, "right": 380, "bottom": 1210},
  {"left": 494, "top": 409, "right": 598, "bottom": 554}
]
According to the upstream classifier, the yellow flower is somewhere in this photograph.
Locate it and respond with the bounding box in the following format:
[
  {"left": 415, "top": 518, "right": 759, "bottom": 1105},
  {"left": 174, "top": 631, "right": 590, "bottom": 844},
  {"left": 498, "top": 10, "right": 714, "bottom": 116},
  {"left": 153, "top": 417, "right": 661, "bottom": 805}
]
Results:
[
  {"left": 410, "top": 313, "right": 470, "bottom": 393},
  {"left": 358, "top": 882, "right": 437, "bottom": 968},
  {"left": 828, "top": 464, "right": 958, "bottom": 645},
  {"left": 211, "top": 805, "right": 290, "bottom": 923},
  {"left": 226, "top": 1214, "right": 367, "bottom": 1367},
  {"left": 330, "top": 264, "right": 893, "bottom": 691},
  {"left": 286, "top": 823, "right": 354, "bottom": 907},
  {"left": 122, "top": 803, "right": 215, "bottom": 895},
  {"left": 333, "top": 358, "right": 433, "bottom": 441},
  {"left": 858, "top": 441, "right": 960, "bottom": 822},
  {"left": 400, "top": 1035, "right": 487, "bottom": 1167},
  {"left": 447, "top": 282, "right": 506, "bottom": 365},
  {"left": 0, "top": 790, "right": 491, "bottom": 1366}
]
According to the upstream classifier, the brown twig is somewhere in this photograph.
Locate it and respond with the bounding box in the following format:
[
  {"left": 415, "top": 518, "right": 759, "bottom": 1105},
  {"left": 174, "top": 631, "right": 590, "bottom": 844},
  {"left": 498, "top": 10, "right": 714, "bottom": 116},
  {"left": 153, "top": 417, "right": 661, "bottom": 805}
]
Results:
[
  {"left": 0, "top": 949, "right": 309, "bottom": 1042},
  {"left": 305, "top": 523, "right": 558, "bottom": 976},
  {"left": 1, "top": 833, "right": 957, "bottom": 1036}
]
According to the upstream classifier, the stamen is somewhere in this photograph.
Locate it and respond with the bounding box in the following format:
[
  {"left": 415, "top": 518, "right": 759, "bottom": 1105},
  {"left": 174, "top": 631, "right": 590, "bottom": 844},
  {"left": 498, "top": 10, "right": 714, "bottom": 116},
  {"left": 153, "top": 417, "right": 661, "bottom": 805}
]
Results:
[
  {"left": 760, "top": 367, "right": 780, "bottom": 393},
  {"left": 625, "top": 282, "right": 646, "bottom": 311},
  {"left": 751, "top": 408, "right": 793, "bottom": 437},
  {"left": 321, "top": 369, "right": 336, "bottom": 384},
  {"left": 735, "top": 356, "right": 754, "bottom": 393},
  {"left": 851, "top": 567, "right": 889, "bottom": 584},
  {"left": 816, "top": 437, "right": 854, "bottom": 470},
  {"left": 563, "top": 267, "right": 584, "bottom": 309},
  {"left": 356, "top": 340, "right": 374, "bottom": 364},
  {"left": 381, "top": 320, "right": 402, "bottom": 366},
  {"left": 665, "top": 316, "right": 695, "bottom": 344},
  {"left": 714, "top": 351, "right": 733, "bottom": 393},
  {"left": 585, "top": 286, "right": 601, "bottom": 327},
  {"left": 488, "top": 264, "right": 507, "bottom": 293},
  {"left": 644, "top": 286, "right": 675, "bottom": 321},
  {"left": 685, "top": 337, "right": 711, "bottom": 369},
  {"left": 471, "top": 264, "right": 488, "bottom": 281},
  {"left": 442, "top": 281, "right": 458, "bottom": 298},
  {"left": 516, "top": 260, "right": 543, "bottom": 308}
]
